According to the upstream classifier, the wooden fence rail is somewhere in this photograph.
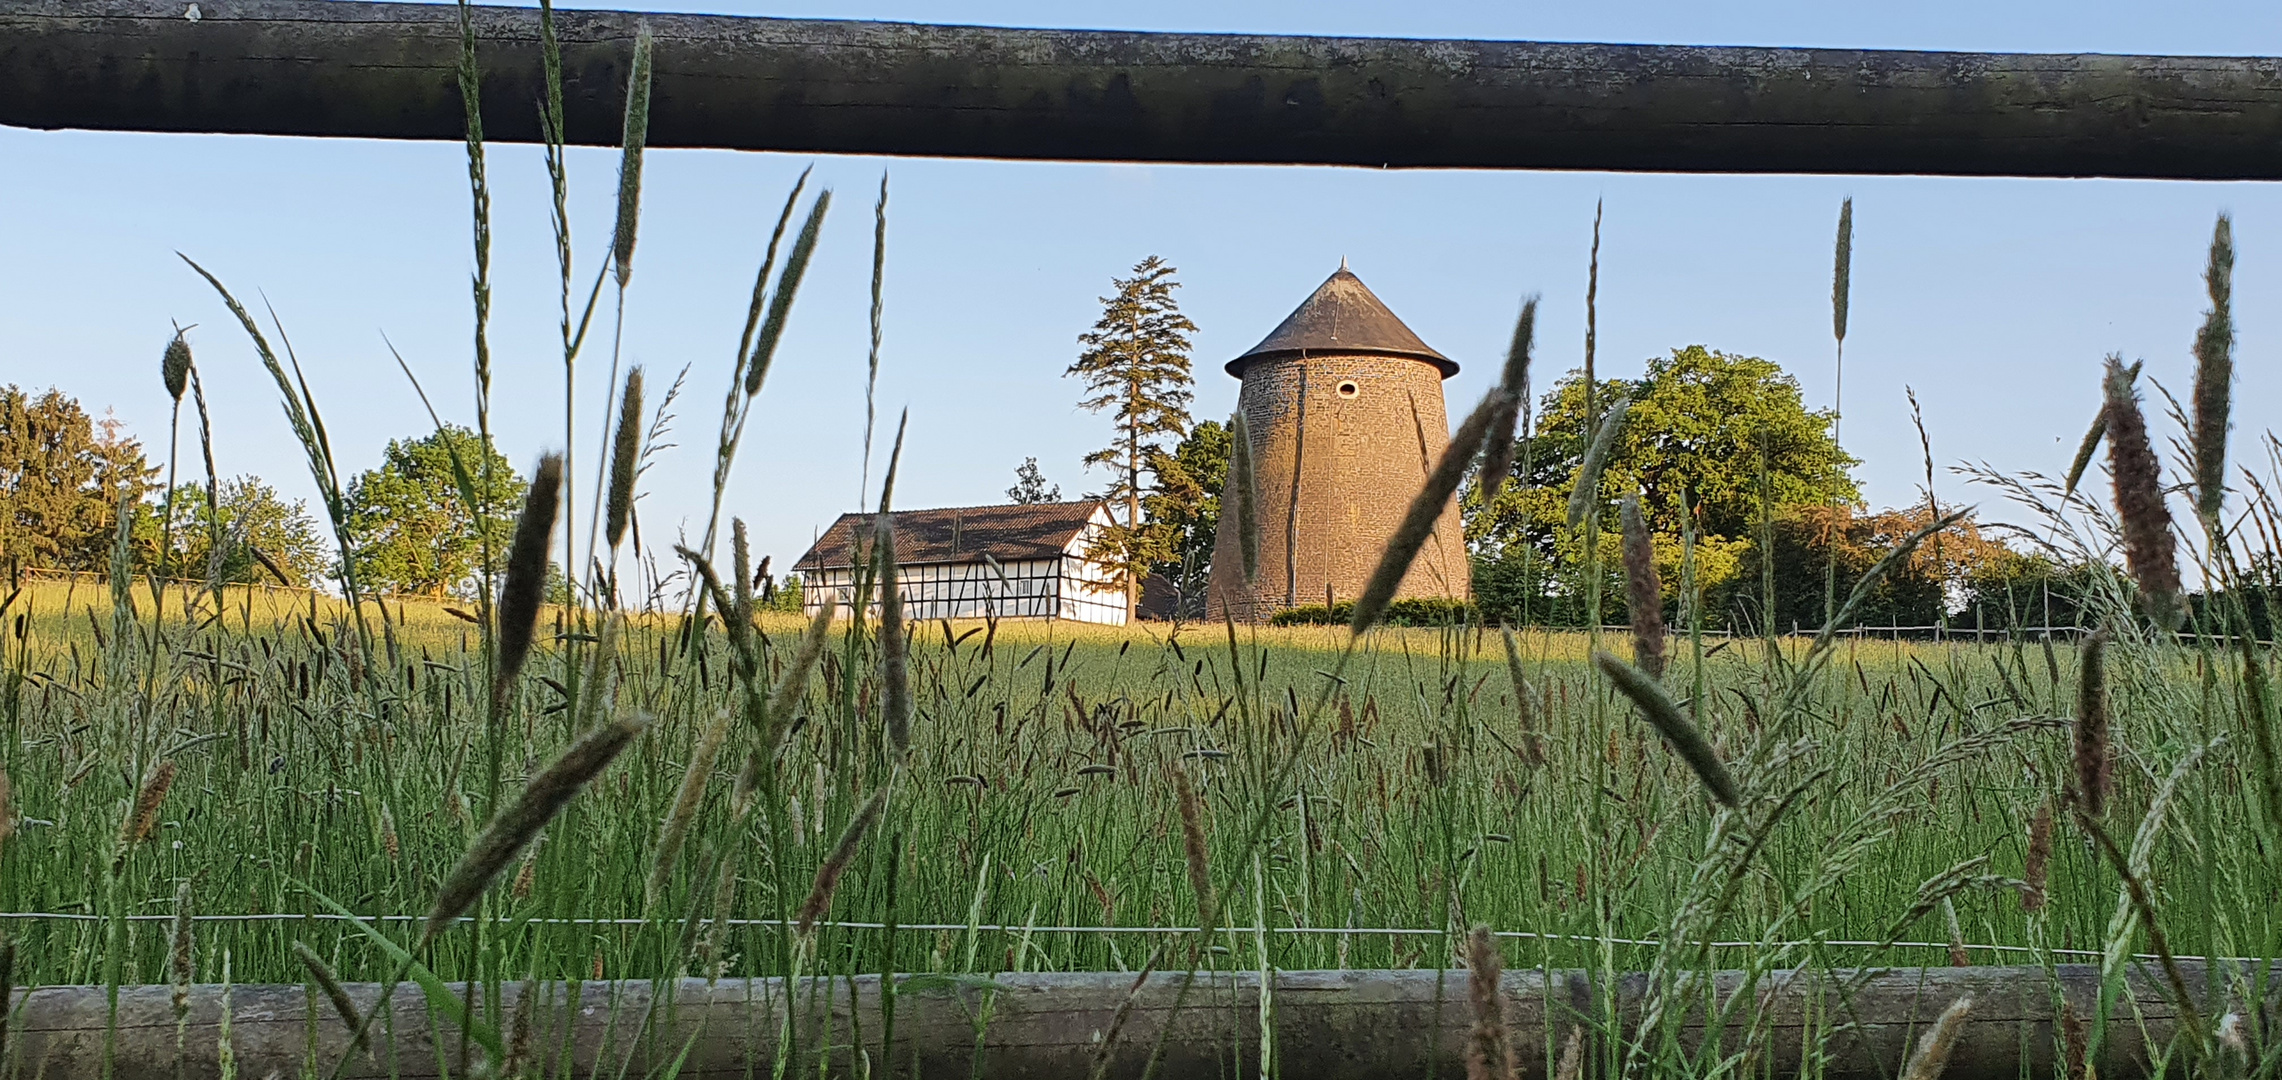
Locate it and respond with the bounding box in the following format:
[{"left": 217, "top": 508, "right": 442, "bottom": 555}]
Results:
[
  {"left": 11, "top": 963, "right": 2270, "bottom": 1079},
  {"left": 8, "top": 0, "right": 2282, "bottom": 178}
]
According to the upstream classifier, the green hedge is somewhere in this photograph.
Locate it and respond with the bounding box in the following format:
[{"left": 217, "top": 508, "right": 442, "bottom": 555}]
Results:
[{"left": 1268, "top": 597, "right": 1477, "bottom": 627}]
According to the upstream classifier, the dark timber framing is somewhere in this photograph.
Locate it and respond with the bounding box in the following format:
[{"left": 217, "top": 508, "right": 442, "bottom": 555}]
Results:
[{"left": 7, "top": 0, "right": 2282, "bottom": 178}]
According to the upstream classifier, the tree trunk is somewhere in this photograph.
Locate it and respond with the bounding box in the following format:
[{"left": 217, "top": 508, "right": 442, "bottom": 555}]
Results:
[{"left": 10, "top": 0, "right": 2282, "bottom": 178}]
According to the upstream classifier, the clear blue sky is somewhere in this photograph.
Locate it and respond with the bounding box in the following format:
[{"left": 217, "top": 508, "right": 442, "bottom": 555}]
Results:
[{"left": 6, "top": 0, "right": 2282, "bottom": 580}]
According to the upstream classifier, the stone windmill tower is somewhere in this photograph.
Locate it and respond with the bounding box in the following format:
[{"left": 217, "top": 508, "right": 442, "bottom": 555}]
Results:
[{"left": 1207, "top": 263, "right": 1471, "bottom": 621}]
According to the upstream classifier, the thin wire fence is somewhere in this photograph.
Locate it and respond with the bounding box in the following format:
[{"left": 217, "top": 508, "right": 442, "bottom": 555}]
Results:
[{"left": 1, "top": 909, "right": 2255, "bottom": 965}]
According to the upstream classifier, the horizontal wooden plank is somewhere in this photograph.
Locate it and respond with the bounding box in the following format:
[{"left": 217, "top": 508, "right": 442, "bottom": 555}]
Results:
[
  {"left": 6, "top": 0, "right": 2282, "bottom": 177},
  {"left": 10, "top": 964, "right": 2266, "bottom": 1078}
]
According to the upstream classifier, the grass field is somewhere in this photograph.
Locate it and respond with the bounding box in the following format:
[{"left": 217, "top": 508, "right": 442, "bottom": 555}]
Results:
[{"left": 3, "top": 568, "right": 2270, "bottom": 1007}]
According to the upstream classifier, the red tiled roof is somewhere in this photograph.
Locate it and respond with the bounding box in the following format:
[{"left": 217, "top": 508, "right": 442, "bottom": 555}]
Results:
[{"left": 795, "top": 501, "right": 1106, "bottom": 571}]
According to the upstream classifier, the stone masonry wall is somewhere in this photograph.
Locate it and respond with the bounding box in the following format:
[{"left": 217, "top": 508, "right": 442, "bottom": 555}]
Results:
[{"left": 1206, "top": 353, "right": 1471, "bottom": 621}]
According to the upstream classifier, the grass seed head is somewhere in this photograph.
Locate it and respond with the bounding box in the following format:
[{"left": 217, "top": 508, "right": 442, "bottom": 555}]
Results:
[
  {"left": 765, "top": 598, "right": 837, "bottom": 749},
  {"left": 1173, "top": 762, "right": 1215, "bottom": 924},
  {"left": 796, "top": 785, "right": 888, "bottom": 936},
  {"left": 0, "top": 766, "right": 13, "bottom": 854},
  {"left": 494, "top": 453, "right": 563, "bottom": 715},
  {"left": 162, "top": 330, "right": 193, "bottom": 403},
  {"left": 1900, "top": 994, "right": 1973, "bottom": 1080},
  {"left": 610, "top": 22, "right": 653, "bottom": 288},
  {"left": 1477, "top": 296, "right": 1536, "bottom": 505},
  {"left": 1464, "top": 925, "right": 1515, "bottom": 1080},
  {"left": 2193, "top": 213, "right": 2235, "bottom": 526},
  {"left": 423, "top": 711, "right": 646, "bottom": 947},
  {"left": 1593, "top": 650, "right": 1738, "bottom": 806},
  {"left": 877, "top": 512, "right": 911, "bottom": 759},
  {"left": 1566, "top": 396, "right": 1631, "bottom": 530},
  {"left": 605, "top": 366, "right": 644, "bottom": 552},
  {"left": 1353, "top": 389, "right": 1501, "bottom": 634},
  {"left": 2102, "top": 358, "right": 2182, "bottom": 628},
  {"left": 115, "top": 759, "right": 178, "bottom": 869},
  {"left": 170, "top": 879, "right": 195, "bottom": 1017},
  {"left": 1620, "top": 495, "right": 1665, "bottom": 680},
  {"left": 649, "top": 707, "right": 734, "bottom": 905},
  {"left": 292, "top": 940, "right": 366, "bottom": 1055},
  {"left": 2022, "top": 799, "right": 2053, "bottom": 913},
  {"left": 1832, "top": 197, "right": 1853, "bottom": 345},
  {"left": 2074, "top": 627, "right": 2113, "bottom": 819}
]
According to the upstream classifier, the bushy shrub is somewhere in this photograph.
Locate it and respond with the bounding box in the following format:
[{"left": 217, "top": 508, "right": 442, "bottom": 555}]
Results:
[{"left": 1269, "top": 596, "right": 1477, "bottom": 627}]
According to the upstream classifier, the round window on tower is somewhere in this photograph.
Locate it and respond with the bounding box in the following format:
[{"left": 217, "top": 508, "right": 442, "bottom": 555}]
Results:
[{"left": 1337, "top": 380, "right": 1360, "bottom": 398}]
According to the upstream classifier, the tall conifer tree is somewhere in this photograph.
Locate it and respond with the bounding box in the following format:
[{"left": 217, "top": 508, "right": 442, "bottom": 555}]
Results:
[{"left": 1067, "top": 255, "right": 1197, "bottom": 619}]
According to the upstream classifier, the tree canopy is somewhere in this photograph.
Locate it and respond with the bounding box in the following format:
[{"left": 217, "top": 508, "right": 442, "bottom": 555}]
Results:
[
  {"left": 1143, "top": 418, "right": 1230, "bottom": 616},
  {"left": 138, "top": 476, "right": 330, "bottom": 586},
  {"left": 1466, "top": 347, "right": 1858, "bottom": 624},
  {"left": 344, "top": 425, "right": 525, "bottom": 596},
  {"left": 0, "top": 385, "right": 155, "bottom": 571}
]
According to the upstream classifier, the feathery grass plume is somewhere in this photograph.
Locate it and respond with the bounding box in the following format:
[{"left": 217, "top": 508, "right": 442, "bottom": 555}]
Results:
[
  {"left": 763, "top": 597, "right": 837, "bottom": 748},
  {"left": 796, "top": 785, "right": 888, "bottom": 935},
  {"left": 423, "top": 711, "right": 647, "bottom": 947},
  {"left": 604, "top": 366, "right": 644, "bottom": 553},
  {"left": 2022, "top": 799, "right": 2053, "bottom": 913},
  {"left": 1565, "top": 395, "right": 1631, "bottom": 530},
  {"left": 2074, "top": 627, "right": 2113, "bottom": 818},
  {"left": 1899, "top": 994, "right": 1973, "bottom": 1080},
  {"left": 169, "top": 879, "right": 194, "bottom": 1018},
  {"left": 861, "top": 171, "right": 888, "bottom": 500},
  {"left": 744, "top": 190, "right": 834, "bottom": 397},
  {"left": 115, "top": 759, "right": 178, "bottom": 869},
  {"left": 1498, "top": 628, "right": 1542, "bottom": 765},
  {"left": 163, "top": 329, "right": 192, "bottom": 403},
  {"left": 1477, "top": 296, "right": 1537, "bottom": 506},
  {"left": 1172, "top": 761, "right": 1215, "bottom": 923},
  {"left": 1592, "top": 650, "right": 1738, "bottom": 806},
  {"left": 1620, "top": 495, "right": 1666, "bottom": 680},
  {"left": 1352, "top": 391, "right": 1502, "bottom": 634},
  {"left": 493, "top": 453, "right": 563, "bottom": 717},
  {"left": 648, "top": 707, "right": 733, "bottom": 905},
  {"left": 2192, "top": 213, "right": 2234, "bottom": 526},
  {"left": 1553, "top": 1025, "right": 1582, "bottom": 1080},
  {"left": 2102, "top": 358, "right": 2182, "bottom": 628},
  {"left": 877, "top": 414, "right": 912, "bottom": 758},
  {"left": 1229, "top": 409, "right": 1261, "bottom": 584},
  {"left": 1463, "top": 925, "right": 1515, "bottom": 1080},
  {"left": 609, "top": 22, "right": 653, "bottom": 288},
  {"left": 291, "top": 941, "right": 365, "bottom": 1055}
]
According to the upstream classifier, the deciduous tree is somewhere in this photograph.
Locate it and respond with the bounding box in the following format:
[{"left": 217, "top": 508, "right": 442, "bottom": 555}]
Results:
[{"left": 344, "top": 425, "right": 525, "bottom": 596}]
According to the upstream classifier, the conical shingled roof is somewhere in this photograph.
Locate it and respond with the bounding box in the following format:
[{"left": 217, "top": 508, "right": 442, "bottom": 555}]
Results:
[{"left": 1227, "top": 265, "right": 1457, "bottom": 379}]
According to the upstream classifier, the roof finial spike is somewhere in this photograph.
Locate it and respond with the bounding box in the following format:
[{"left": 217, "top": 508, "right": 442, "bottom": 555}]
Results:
[{"left": 1339, "top": 254, "right": 1349, "bottom": 271}]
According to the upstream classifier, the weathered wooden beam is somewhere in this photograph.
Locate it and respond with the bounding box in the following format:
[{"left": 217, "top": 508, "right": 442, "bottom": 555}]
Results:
[
  {"left": 9, "top": 964, "right": 2268, "bottom": 1079},
  {"left": 6, "top": 0, "right": 2282, "bottom": 178}
]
